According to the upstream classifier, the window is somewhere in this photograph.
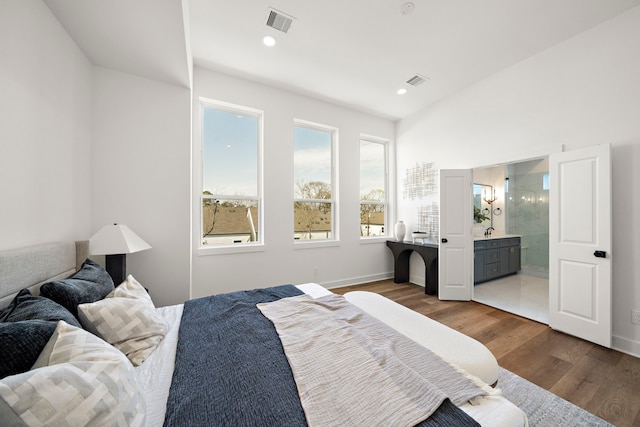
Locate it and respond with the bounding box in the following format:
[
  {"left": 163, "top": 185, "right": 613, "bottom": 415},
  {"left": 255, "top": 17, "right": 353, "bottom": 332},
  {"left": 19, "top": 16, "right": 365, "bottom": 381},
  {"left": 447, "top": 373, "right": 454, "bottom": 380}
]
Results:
[
  {"left": 200, "top": 100, "right": 262, "bottom": 246},
  {"left": 542, "top": 173, "right": 550, "bottom": 190},
  {"left": 293, "top": 121, "right": 336, "bottom": 241},
  {"left": 359, "top": 138, "right": 388, "bottom": 238}
]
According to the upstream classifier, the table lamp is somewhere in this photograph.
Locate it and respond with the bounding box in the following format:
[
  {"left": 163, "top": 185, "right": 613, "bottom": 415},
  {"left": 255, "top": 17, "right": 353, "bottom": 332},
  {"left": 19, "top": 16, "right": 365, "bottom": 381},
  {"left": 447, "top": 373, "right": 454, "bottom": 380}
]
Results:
[{"left": 89, "top": 223, "right": 151, "bottom": 285}]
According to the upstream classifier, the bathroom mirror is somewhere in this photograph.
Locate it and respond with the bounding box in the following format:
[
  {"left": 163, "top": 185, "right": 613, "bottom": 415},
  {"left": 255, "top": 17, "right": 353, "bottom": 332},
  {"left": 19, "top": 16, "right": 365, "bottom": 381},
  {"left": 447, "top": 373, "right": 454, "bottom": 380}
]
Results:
[{"left": 473, "top": 184, "right": 492, "bottom": 227}]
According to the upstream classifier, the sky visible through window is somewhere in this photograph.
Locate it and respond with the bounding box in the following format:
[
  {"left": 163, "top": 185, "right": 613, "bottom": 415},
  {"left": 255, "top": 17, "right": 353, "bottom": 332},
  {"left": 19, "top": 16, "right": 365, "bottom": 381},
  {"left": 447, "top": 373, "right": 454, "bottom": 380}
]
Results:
[
  {"left": 202, "top": 108, "right": 258, "bottom": 196},
  {"left": 203, "top": 110, "right": 383, "bottom": 200},
  {"left": 360, "top": 140, "right": 385, "bottom": 198},
  {"left": 294, "top": 126, "right": 331, "bottom": 193}
]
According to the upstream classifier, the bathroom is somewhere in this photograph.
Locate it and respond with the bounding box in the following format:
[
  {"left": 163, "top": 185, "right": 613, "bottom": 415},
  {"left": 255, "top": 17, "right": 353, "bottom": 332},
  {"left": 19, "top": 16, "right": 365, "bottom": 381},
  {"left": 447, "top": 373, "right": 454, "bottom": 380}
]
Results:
[{"left": 472, "top": 158, "right": 550, "bottom": 323}]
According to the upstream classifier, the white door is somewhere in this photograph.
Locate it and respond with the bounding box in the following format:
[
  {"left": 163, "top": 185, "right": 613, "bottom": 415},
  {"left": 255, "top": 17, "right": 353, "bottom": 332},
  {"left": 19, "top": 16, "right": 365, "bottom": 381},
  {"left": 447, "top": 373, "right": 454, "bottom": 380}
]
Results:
[
  {"left": 439, "top": 169, "right": 473, "bottom": 300},
  {"left": 549, "top": 144, "right": 612, "bottom": 347}
]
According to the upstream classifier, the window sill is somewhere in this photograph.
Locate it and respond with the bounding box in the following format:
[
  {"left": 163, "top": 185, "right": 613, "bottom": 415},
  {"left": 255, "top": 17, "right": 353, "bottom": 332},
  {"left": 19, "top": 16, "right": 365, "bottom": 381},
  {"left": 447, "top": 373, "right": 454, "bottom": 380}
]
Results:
[{"left": 197, "top": 243, "right": 265, "bottom": 256}]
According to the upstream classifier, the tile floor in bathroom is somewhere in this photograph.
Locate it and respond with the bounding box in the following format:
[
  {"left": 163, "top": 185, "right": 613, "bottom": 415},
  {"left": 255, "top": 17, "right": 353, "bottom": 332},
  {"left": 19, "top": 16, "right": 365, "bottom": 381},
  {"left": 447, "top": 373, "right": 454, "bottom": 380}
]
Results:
[{"left": 473, "top": 273, "right": 549, "bottom": 324}]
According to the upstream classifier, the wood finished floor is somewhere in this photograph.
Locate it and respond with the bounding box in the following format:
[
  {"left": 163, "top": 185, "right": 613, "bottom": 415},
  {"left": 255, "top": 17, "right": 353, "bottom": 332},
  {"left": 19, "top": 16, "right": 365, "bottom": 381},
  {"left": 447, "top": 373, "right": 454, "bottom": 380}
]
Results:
[{"left": 331, "top": 280, "right": 640, "bottom": 427}]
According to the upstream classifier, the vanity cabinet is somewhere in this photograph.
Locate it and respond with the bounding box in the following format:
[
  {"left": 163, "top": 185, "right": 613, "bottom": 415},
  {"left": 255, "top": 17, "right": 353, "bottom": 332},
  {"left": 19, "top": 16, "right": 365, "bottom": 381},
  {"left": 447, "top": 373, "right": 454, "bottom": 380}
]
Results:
[{"left": 474, "top": 237, "right": 520, "bottom": 284}]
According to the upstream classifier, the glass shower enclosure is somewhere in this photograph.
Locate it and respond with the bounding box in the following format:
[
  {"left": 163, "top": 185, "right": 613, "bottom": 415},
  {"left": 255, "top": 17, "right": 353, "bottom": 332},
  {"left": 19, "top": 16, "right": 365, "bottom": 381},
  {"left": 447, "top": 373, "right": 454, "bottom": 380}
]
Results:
[{"left": 505, "top": 159, "right": 549, "bottom": 278}]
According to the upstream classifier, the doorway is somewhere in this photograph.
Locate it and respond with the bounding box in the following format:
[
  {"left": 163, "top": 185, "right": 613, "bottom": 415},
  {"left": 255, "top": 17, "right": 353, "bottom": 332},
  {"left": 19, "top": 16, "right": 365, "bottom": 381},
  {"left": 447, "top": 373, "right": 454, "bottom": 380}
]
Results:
[{"left": 472, "top": 158, "right": 549, "bottom": 323}]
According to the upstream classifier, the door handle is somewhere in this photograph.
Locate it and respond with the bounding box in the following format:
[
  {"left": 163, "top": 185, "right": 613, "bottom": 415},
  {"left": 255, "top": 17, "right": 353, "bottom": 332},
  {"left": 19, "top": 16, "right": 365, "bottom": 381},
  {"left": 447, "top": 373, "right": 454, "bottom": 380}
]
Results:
[
  {"left": 594, "top": 250, "right": 607, "bottom": 258},
  {"left": 441, "top": 238, "right": 448, "bottom": 243}
]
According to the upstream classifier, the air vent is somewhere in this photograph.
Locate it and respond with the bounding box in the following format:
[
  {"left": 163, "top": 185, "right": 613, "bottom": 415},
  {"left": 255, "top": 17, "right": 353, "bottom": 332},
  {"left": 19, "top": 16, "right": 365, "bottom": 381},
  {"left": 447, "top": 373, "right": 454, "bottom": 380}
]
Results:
[
  {"left": 266, "top": 9, "right": 294, "bottom": 33},
  {"left": 406, "top": 74, "right": 428, "bottom": 86}
]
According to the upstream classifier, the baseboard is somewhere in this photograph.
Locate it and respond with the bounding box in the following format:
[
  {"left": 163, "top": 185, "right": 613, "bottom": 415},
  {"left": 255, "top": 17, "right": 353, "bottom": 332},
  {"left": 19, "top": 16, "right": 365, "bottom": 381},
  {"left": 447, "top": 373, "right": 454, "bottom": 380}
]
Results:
[
  {"left": 324, "top": 273, "right": 393, "bottom": 290},
  {"left": 409, "top": 272, "right": 426, "bottom": 287},
  {"left": 612, "top": 335, "right": 640, "bottom": 359}
]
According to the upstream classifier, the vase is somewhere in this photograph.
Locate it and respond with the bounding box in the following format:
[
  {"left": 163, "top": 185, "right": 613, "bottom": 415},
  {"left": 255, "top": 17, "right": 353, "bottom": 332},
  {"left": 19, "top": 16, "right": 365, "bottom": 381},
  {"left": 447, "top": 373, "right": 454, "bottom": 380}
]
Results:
[{"left": 394, "top": 221, "right": 406, "bottom": 242}]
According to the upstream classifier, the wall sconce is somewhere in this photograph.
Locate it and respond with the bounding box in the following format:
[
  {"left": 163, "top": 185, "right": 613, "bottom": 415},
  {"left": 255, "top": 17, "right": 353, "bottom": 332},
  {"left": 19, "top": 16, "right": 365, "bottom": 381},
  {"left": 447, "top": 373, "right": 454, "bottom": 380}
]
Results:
[
  {"left": 483, "top": 188, "right": 498, "bottom": 205},
  {"left": 89, "top": 223, "right": 151, "bottom": 285}
]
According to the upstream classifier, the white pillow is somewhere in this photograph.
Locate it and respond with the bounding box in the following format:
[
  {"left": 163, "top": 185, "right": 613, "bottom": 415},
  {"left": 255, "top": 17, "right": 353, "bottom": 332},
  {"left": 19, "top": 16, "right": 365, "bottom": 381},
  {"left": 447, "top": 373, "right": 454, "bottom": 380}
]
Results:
[
  {"left": 0, "top": 321, "right": 146, "bottom": 427},
  {"left": 78, "top": 275, "right": 169, "bottom": 366}
]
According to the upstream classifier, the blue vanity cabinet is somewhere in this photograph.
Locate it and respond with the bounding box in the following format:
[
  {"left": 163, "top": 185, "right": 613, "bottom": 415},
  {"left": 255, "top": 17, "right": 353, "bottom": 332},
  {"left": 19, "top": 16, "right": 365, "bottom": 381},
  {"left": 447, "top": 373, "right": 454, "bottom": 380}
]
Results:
[
  {"left": 474, "top": 237, "right": 520, "bottom": 284},
  {"left": 499, "top": 238, "right": 521, "bottom": 277},
  {"left": 474, "top": 240, "right": 487, "bottom": 283}
]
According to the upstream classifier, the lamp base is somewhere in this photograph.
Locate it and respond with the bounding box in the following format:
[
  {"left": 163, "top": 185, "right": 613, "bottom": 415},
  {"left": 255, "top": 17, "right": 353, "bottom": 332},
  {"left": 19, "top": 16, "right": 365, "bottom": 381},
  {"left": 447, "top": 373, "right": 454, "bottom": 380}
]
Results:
[{"left": 105, "top": 254, "right": 126, "bottom": 285}]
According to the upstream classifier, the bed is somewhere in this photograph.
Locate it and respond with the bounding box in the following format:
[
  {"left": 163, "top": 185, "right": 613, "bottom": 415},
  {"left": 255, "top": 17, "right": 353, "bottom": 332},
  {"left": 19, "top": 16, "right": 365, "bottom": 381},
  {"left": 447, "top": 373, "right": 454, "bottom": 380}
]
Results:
[{"left": 0, "top": 241, "right": 528, "bottom": 426}]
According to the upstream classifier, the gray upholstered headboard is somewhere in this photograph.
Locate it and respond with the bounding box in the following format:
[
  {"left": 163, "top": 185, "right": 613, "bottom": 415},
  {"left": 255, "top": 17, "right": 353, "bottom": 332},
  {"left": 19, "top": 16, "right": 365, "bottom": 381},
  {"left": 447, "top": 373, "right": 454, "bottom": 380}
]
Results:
[{"left": 0, "top": 241, "right": 89, "bottom": 308}]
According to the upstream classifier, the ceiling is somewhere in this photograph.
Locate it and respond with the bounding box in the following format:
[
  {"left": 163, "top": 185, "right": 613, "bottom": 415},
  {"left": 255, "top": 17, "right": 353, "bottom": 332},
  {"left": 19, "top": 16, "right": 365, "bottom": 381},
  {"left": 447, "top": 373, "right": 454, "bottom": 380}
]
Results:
[
  {"left": 46, "top": 0, "right": 640, "bottom": 121},
  {"left": 44, "top": 0, "right": 191, "bottom": 89}
]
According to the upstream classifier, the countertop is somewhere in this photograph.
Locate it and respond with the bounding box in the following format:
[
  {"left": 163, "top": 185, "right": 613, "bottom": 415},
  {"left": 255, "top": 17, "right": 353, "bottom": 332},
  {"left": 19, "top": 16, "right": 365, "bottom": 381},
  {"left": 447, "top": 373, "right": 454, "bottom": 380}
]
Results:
[{"left": 473, "top": 234, "right": 521, "bottom": 241}]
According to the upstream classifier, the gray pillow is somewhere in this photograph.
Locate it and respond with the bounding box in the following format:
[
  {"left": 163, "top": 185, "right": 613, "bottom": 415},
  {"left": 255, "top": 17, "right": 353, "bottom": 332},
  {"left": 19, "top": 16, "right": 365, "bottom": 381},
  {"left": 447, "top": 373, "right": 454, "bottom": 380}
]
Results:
[
  {"left": 40, "top": 259, "right": 114, "bottom": 318},
  {"left": 0, "top": 319, "right": 57, "bottom": 379}
]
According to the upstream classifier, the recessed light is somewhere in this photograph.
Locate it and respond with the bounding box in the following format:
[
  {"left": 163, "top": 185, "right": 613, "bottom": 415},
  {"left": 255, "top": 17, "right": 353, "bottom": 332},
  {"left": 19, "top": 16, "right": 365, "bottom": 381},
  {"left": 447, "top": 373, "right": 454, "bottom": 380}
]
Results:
[
  {"left": 397, "top": 88, "right": 407, "bottom": 95},
  {"left": 263, "top": 35, "right": 276, "bottom": 47}
]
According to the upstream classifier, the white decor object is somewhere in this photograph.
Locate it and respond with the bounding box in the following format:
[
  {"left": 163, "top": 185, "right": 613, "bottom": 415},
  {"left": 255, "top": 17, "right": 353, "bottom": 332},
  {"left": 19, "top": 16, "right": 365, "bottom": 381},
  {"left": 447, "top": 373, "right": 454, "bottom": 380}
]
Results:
[
  {"left": 394, "top": 221, "right": 406, "bottom": 242},
  {"left": 412, "top": 232, "right": 428, "bottom": 244}
]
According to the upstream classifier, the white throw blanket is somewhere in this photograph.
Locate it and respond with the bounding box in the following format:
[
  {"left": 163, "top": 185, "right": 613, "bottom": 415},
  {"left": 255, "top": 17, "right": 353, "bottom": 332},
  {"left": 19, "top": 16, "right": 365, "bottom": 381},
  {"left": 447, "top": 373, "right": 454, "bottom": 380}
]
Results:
[{"left": 258, "top": 294, "right": 492, "bottom": 426}]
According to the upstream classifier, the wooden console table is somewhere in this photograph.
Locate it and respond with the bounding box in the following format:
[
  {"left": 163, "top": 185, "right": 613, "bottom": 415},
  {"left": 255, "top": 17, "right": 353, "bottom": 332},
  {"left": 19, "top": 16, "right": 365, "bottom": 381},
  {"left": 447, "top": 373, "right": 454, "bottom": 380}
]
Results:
[{"left": 386, "top": 240, "right": 439, "bottom": 295}]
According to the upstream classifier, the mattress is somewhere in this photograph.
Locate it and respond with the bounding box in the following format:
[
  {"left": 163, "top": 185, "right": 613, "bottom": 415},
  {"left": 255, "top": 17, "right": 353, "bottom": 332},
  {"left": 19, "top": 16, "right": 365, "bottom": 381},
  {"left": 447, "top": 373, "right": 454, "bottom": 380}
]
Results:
[{"left": 135, "top": 284, "right": 527, "bottom": 427}]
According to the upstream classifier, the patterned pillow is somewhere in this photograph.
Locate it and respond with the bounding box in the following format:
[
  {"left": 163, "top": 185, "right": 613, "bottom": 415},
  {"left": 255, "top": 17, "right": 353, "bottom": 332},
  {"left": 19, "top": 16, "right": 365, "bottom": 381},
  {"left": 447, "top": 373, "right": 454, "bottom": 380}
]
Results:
[
  {"left": 0, "top": 288, "right": 81, "bottom": 327},
  {"left": 0, "top": 320, "right": 57, "bottom": 379},
  {"left": 40, "top": 259, "right": 114, "bottom": 318},
  {"left": 0, "top": 321, "right": 146, "bottom": 427},
  {"left": 78, "top": 275, "right": 169, "bottom": 366}
]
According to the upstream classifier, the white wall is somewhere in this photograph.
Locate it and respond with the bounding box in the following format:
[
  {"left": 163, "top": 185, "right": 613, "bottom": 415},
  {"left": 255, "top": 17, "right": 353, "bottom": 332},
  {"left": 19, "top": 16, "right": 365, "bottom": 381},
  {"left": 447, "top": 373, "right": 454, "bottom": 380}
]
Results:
[
  {"left": 191, "top": 68, "right": 395, "bottom": 297},
  {"left": 91, "top": 68, "right": 192, "bottom": 307},
  {"left": 397, "top": 6, "right": 640, "bottom": 357},
  {"left": 0, "top": 2, "right": 192, "bottom": 308},
  {"left": 0, "top": 0, "right": 92, "bottom": 249}
]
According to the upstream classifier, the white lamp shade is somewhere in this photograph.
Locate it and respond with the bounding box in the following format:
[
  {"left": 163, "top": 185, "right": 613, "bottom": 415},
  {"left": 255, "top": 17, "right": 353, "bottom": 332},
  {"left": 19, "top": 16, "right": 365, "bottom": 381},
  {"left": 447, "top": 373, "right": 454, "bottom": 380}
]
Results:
[{"left": 90, "top": 224, "right": 151, "bottom": 255}]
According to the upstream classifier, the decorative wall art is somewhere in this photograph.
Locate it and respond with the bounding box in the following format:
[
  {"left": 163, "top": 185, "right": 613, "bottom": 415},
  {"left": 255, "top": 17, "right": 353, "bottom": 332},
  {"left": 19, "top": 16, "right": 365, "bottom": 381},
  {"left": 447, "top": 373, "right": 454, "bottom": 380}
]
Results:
[
  {"left": 402, "top": 162, "right": 437, "bottom": 200},
  {"left": 402, "top": 162, "right": 439, "bottom": 240}
]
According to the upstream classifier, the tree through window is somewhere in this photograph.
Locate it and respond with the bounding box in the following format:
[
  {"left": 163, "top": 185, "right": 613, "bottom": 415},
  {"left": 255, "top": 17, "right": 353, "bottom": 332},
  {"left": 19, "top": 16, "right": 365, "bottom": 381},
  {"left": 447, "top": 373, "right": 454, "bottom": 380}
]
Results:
[
  {"left": 360, "top": 138, "right": 388, "bottom": 238},
  {"left": 293, "top": 122, "right": 336, "bottom": 240}
]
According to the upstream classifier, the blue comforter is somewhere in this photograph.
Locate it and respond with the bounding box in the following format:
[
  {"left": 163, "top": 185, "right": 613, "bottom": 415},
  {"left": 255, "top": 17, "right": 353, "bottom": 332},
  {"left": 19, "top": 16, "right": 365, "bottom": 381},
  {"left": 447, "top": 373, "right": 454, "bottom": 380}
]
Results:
[{"left": 163, "top": 285, "right": 479, "bottom": 426}]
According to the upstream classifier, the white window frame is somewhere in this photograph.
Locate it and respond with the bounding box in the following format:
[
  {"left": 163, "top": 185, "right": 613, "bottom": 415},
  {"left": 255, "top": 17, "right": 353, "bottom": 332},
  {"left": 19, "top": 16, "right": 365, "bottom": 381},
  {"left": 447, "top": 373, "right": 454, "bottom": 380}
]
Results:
[
  {"left": 196, "top": 97, "right": 264, "bottom": 255},
  {"left": 359, "top": 135, "right": 390, "bottom": 243},
  {"left": 293, "top": 119, "right": 339, "bottom": 248}
]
